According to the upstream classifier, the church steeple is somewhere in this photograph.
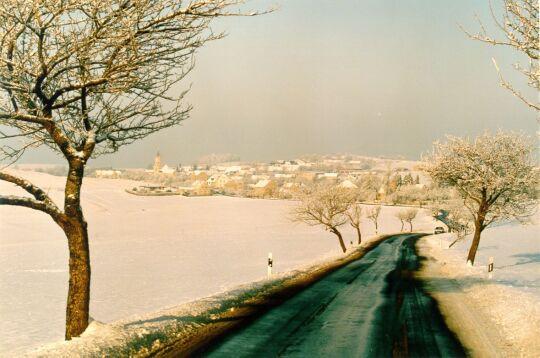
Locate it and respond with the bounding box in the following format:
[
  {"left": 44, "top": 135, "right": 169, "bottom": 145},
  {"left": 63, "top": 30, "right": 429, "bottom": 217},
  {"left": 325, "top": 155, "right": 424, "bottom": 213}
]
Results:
[{"left": 153, "top": 151, "right": 161, "bottom": 174}]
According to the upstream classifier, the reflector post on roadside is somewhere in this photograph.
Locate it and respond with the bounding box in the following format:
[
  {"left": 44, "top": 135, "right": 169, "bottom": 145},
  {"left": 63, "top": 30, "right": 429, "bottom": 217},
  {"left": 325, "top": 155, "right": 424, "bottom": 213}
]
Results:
[{"left": 267, "top": 252, "right": 273, "bottom": 278}]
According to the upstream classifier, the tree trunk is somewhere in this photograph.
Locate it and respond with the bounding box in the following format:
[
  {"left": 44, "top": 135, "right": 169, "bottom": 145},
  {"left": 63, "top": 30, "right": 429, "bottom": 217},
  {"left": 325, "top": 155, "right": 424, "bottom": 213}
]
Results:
[
  {"left": 331, "top": 228, "right": 347, "bottom": 253},
  {"left": 467, "top": 206, "right": 487, "bottom": 266},
  {"left": 467, "top": 219, "right": 484, "bottom": 266},
  {"left": 63, "top": 218, "right": 91, "bottom": 340},
  {"left": 409, "top": 221, "right": 413, "bottom": 232},
  {"left": 355, "top": 226, "right": 362, "bottom": 245},
  {"left": 62, "top": 160, "right": 91, "bottom": 340},
  {"left": 400, "top": 221, "right": 404, "bottom": 232}
]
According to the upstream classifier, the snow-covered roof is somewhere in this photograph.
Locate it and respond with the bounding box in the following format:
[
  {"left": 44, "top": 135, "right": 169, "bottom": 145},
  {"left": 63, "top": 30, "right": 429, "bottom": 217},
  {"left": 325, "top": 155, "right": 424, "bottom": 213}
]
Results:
[
  {"left": 161, "top": 165, "right": 175, "bottom": 174},
  {"left": 339, "top": 180, "right": 358, "bottom": 189},
  {"left": 254, "top": 179, "right": 272, "bottom": 188}
]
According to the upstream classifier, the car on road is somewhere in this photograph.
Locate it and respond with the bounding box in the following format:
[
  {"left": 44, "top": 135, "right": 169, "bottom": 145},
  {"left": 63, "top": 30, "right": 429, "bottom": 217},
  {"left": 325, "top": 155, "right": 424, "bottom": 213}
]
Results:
[{"left": 434, "top": 226, "right": 445, "bottom": 234}]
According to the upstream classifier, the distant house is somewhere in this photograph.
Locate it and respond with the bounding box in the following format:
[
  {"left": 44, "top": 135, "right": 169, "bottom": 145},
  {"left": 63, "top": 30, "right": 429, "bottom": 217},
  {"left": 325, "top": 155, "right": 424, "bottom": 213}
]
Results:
[
  {"left": 283, "top": 162, "right": 300, "bottom": 172},
  {"left": 317, "top": 172, "right": 339, "bottom": 181},
  {"left": 268, "top": 165, "right": 283, "bottom": 172},
  {"left": 224, "top": 165, "right": 243, "bottom": 174},
  {"left": 160, "top": 164, "right": 175, "bottom": 174},
  {"left": 324, "top": 159, "right": 343, "bottom": 164},
  {"left": 339, "top": 180, "right": 358, "bottom": 189},
  {"left": 274, "top": 173, "right": 295, "bottom": 179},
  {"left": 95, "top": 169, "right": 121, "bottom": 178},
  {"left": 295, "top": 159, "right": 311, "bottom": 167},
  {"left": 376, "top": 186, "right": 386, "bottom": 201},
  {"left": 207, "top": 174, "right": 219, "bottom": 186},
  {"left": 207, "top": 174, "right": 231, "bottom": 188},
  {"left": 251, "top": 174, "right": 270, "bottom": 182},
  {"left": 252, "top": 179, "right": 277, "bottom": 198}
]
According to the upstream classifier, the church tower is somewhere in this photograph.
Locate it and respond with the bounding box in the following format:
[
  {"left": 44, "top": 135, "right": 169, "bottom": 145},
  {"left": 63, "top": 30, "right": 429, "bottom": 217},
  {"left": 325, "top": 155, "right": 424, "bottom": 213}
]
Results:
[{"left": 153, "top": 152, "right": 161, "bottom": 174}]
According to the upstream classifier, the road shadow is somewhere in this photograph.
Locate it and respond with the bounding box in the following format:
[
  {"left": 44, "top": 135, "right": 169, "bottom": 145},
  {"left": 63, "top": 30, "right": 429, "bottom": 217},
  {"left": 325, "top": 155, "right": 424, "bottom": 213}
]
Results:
[{"left": 124, "top": 313, "right": 253, "bottom": 328}]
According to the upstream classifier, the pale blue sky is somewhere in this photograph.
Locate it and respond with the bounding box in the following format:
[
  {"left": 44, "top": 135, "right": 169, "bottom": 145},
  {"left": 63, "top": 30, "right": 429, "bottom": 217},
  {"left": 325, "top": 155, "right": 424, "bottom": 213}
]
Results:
[{"left": 21, "top": 0, "right": 538, "bottom": 167}]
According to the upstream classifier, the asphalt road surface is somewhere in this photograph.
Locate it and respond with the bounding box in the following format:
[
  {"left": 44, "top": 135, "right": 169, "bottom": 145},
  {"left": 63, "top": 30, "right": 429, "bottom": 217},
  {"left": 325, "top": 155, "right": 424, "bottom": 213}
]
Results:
[{"left": 202, "top": 234, "right": 466, "bottom": 357}]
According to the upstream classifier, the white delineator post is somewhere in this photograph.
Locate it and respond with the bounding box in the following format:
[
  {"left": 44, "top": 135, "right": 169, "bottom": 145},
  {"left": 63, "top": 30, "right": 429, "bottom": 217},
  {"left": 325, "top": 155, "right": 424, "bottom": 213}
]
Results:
[
  {"left": 267, "top": 252, "right": 273, "bottom": 278},
  {"left": 488, "top": 256, "right": 494, "bottom": 279}
]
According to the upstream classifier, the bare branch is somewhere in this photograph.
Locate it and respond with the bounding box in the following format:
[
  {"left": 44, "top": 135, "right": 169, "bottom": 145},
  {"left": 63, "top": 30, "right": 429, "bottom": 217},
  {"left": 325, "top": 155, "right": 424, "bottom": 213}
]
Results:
[
  {"left": 0, "top": 195, "right": 57, "bottom": 216},
  {"left": 0, "top": 170, "right": 61, "bottom": 216},
  {"left": 464, "top": 0, "right": 539, "bottom": 115}
]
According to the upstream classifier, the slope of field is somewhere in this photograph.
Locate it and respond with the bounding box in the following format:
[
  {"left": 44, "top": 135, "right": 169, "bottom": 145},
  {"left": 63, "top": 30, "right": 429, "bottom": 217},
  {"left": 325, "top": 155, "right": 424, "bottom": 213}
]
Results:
[{"left": 0, "top": 170, "right": 439, "bottom": 355}]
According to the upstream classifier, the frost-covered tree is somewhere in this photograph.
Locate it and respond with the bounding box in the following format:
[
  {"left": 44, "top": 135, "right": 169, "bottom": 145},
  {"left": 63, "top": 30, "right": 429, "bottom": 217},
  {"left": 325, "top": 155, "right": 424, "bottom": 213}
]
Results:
[
  {"left": 366, "top": 205, "right": 381, "bottom": 234},
  {"left": 424, "top": 132, "right": 538, "bottom": 265},
  {"left": 346, "top": 203, "right": 363, "bottom": 245},
  {"left": 0, "top": 0, "right": 256, "bottom": 339},
  {"left": 395, "top": 210, "right": 406, "bottom": 232},
  {"left": 292, "top": 185, "right": 355, "bottom": 253},
  {"left": 395, "top": 208, "right": 418, "bottom": 232},
  {"left": 464, "top": 0, "right": 539, "bottom": 114},
  {"left": 403, "top": 173, "right": 414, "bottom": 186},
  {"left": 388, "top": 173, "right": 402, "bottom": 192},
  {"left": 359, "top": 173, "right": 382, "bottom": 199},
  {"left": 403, "top": 208, "right": 418, "bottom": 232}
]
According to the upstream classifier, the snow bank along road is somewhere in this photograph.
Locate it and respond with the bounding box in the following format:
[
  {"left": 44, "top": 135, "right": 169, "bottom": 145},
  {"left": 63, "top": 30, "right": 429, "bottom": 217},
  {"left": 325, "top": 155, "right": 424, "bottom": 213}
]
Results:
[{"left": 164, "top": 234, "right": 466, "bottom": 357}]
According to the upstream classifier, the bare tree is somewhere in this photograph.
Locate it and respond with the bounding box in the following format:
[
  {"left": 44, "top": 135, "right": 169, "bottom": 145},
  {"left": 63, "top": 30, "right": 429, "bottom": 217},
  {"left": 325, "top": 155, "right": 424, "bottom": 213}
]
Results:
[
  {"left": 292, "top": 185, "right": 355, "bottom": 253},
  {"left": 366, "top": 205, "right": 381, "bottom": 234},
  {"left": 346, "top": 203, "right": 363, "bottom": 245},
  {"left": 403, "top": 208, "right": 418, "bottom": 232},
  {"left": 0, "top": 0, "right": 257, "bottom": 339},
  {"left": 464, "top": 0, "right": 539, "bottom": 115},
  {"left": 395, "top": 210, "right": 406, "bottom": 232},
  {"left": 423, "top": 131, "right": 538, "bottom": 265}
]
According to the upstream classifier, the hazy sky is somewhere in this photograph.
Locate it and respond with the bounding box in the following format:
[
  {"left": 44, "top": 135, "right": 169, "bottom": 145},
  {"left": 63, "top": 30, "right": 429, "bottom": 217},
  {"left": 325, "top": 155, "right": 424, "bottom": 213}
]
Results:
[{"left": 20, "top": 0, "right": 538, "bottom": 167}]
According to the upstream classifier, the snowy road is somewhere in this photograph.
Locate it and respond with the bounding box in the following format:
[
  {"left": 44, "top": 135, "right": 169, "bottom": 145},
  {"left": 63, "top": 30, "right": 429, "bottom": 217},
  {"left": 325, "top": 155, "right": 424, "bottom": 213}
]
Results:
[{"left": 198, "top": 234, "right": 465, "bottom": 357}]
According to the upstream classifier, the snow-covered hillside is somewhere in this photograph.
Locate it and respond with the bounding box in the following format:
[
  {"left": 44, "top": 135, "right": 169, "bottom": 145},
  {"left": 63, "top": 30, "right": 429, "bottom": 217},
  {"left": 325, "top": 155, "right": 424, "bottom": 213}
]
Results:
[{"left": 0, "top": 171, "right": 438, "bottom": 356}]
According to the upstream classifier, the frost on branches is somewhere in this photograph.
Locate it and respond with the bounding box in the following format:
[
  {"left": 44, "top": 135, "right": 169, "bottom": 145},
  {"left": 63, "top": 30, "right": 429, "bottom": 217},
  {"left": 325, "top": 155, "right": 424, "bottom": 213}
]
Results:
[
  {"left": 423, "top": 131, "right": 538, "bottom": 265},
  {"left": 395, "top": 208, "right": 418, "bottom": 232},
  {"left": 464, "top": 0, "right": 539, "bottom": 114},
  {"left": 292, "top": 185, "right": 356, "bottom": 253},
  {"left": 0, "top": 0, "right": 255, "bottom": 340},
  {"left": 366, "top": 205, "right": 381, "bottom": 235},
  {"left": 346, "top": 203, "right": 363, "bottom": 245}
]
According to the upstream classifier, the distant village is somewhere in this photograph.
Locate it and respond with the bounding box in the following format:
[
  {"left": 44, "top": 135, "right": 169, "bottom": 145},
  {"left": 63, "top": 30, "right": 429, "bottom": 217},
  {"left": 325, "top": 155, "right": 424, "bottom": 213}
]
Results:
[{"left": 90, "top": 152, "right": 447, "bottom": 206}]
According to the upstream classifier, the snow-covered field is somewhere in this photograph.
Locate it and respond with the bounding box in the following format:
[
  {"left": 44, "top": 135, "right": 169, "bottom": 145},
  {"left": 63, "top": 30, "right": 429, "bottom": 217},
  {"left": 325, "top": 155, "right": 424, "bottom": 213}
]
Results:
[
  {"left": 0, "top": 170, "right": 438, "bottom": 356},
  {"left": 420, "top": 219, "right": 540, "bottom": 356}
]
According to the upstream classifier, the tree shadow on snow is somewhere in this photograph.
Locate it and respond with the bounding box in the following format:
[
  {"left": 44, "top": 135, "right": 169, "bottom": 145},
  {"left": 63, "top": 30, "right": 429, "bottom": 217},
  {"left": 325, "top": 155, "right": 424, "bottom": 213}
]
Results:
[
  {"left": 418, "top": 255, "right": 538, "bottom": 294},
  {"left": 497, "top": 252, "right": 540, "bottom": 269}
]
